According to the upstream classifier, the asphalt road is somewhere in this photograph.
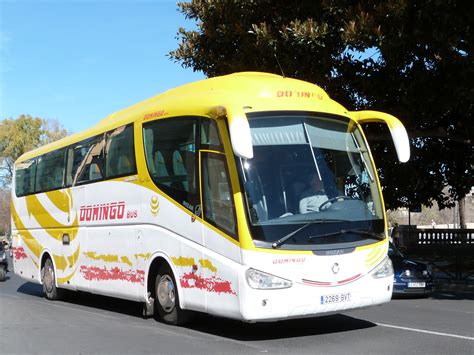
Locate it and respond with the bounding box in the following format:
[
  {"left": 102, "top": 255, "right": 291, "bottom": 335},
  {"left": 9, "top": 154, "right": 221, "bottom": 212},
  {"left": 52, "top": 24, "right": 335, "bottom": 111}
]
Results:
[{"left": 1, "top": 257, "right": 473, "bottom": 355}]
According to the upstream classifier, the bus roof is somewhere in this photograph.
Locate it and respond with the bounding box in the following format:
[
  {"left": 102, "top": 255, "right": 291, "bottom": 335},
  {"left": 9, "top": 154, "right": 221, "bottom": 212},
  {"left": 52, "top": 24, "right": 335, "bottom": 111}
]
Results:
[{"left": 16, "top": 72, "right": 348, "bottom": 163}]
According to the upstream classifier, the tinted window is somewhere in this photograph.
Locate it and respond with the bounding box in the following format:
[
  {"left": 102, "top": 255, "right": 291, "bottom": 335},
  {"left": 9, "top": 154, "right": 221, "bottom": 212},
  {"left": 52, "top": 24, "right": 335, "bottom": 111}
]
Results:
[
  {"left": 201, "top": 152, "right": 237, "bottom": 237},
  {"left": 143, "top": 117, "right": 198, "bottom": 211},
  {"left": 105, "top": 124, "right": 136, "bottom": 179},
  {"left": 201, "top": 118, "right": 223, "bottom": 150},
  {"left": 15, "top": 159, "right": 37, "bottom": 197},
  {"left": 67, "top": 135, "right": 105, "bottom": 186},
  {"left": 35, "top": 149, "right": 66, "bottom": 192}
]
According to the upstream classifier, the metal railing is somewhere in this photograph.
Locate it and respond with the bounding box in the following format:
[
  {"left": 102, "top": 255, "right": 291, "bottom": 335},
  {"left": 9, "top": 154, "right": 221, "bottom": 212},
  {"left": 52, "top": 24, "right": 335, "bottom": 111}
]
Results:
[
  {"left": 397, "top": 227, "right": 474, "bottom": 282},
  {"left": 415, "top": 229, "right": 474, "bottom": 246}
]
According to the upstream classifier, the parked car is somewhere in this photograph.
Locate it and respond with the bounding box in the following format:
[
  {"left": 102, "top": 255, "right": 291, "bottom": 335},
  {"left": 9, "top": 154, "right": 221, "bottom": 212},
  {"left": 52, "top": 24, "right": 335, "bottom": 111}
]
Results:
[
  {"left": 0, "top": 243, "right": 8, "bottom": 281},
  {"left": 389, "top": 242, "right": 434, "bottom": 296}
]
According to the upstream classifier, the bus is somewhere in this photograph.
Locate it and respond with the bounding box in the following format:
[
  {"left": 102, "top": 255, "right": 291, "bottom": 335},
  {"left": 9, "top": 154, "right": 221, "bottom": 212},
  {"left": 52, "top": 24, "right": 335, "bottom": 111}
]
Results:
[{"left": 11, "top": 72, "right": 410, "bottom": 325}]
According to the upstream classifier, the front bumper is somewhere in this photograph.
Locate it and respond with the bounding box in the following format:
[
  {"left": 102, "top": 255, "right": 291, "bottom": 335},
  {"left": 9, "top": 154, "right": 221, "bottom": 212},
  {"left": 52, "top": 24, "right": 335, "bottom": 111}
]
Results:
[{"left": 239, "top": 273, "right": 393, "bottom": 322}]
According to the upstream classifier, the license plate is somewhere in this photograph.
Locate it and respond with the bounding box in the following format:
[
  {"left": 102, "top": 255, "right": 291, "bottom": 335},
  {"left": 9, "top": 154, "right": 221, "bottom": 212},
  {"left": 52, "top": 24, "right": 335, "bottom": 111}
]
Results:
[
  {"left": 320, "top": 292, "right": 351, "bottom": 305},
  {"left": 408, "top": 282, "right": 426, "bottom": 288}
]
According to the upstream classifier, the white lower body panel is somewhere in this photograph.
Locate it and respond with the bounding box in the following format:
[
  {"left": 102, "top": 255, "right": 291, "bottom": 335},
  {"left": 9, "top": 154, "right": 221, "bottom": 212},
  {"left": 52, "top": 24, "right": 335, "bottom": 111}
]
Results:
[{"left": 238, "top": 274, "right": 393, "bottom": 322}]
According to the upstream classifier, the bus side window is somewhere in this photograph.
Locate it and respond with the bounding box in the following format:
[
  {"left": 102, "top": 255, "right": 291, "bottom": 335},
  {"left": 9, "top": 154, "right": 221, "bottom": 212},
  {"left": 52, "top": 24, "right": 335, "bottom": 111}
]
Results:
[
  {"left": 201, "top": 152, "right": 237, "bottom": 238},
  {"left": 200, "top": 118, "right": 223, "bottom": 150},
  {"left": 35, "top": 148, "right": 66, "bottom": 193},
  {"left": 105, "top": 124, "right": 136, "bottom": 179},
  {"left": 15, "top": 159, "right": 37, "bottom": 197},
  {"left": 65, "top": 148, "right": 74, "bottom": 187},
  {"left": 143, "top": 117, "right": 198, "bottom": 211},
  {"left": 70, "top": 134, "right": 105, "bottom": 186}
]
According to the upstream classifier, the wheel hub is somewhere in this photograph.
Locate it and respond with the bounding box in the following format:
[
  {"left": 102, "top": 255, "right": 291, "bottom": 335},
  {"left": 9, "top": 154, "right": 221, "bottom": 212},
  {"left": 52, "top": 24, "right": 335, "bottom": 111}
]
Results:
[
  {"left": 157, "top": 275, "right": 176, "bottom": 313},
  {"left": 42, "top": 263, "right": 54, "bottom": 293}
]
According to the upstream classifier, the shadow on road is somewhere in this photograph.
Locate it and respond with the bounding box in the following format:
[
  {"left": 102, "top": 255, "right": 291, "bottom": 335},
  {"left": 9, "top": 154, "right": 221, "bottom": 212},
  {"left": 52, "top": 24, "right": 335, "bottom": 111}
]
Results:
[
  {"left": 16, "top": 281, "right": 43, "bottom": 297},
  {"left": 430, "top": 290, "right": 474, "bottom": 301},
  {"left": 63, "top": 291, "right": 143, "bottom": 317},
  {"left": 185, "top": 313, "right": 377, "bottom": 341},
  {"left": 16, "top": 281, "right": 376, "bottom": 339},
  {"left": 16, "top": 281, "right": 142, "bottom": 317}
]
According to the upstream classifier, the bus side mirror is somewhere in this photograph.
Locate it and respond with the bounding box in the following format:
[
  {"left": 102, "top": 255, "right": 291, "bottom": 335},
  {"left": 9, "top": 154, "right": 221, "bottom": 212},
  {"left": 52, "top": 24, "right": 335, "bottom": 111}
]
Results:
[
  {"left": 217, "top": 105, "right": 254, "bottom": 159},
  {"left": 350, "top": 110, "right": 410, "bottom": 163}
]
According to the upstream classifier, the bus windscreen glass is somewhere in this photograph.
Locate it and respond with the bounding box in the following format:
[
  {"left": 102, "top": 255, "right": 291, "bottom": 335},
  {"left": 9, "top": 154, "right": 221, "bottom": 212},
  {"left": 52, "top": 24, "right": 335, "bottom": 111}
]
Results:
[{"left": 239, "top": 112, "right": 384, "bottom": 249}]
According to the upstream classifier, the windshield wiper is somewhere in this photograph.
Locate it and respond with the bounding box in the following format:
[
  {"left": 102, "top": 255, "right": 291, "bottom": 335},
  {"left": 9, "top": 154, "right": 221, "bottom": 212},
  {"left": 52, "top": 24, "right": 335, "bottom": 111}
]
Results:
[
  {"left": 308, "top": 229, "right": 384, "bottom": 241},
  {"left": 271, "top": 219, "right": 347, "bottom": 249}
]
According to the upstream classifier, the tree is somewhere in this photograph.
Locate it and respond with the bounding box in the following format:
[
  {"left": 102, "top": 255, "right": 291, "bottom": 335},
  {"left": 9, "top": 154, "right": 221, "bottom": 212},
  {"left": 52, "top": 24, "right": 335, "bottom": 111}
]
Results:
[
  {"left": 0, "top": 115, "right": 68, "bottom": 235},
  {"left": 0, "top": 188, "right": 10, "bottom": 236},
  {"left": 170, "top": 0, "right": 473, "bottom": 211},
  {"left": 0, "top": 115, "right": 68, "bottom": 187}
]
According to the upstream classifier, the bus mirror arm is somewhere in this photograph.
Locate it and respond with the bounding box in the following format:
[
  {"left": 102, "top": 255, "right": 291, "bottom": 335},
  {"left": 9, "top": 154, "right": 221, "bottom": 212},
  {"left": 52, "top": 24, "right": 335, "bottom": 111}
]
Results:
[
  {"left": 350, "top": 110, "right": 410, "bottom": 163},
  {"left": 217, "top": 105, "right": 254, "bottom": 159}
]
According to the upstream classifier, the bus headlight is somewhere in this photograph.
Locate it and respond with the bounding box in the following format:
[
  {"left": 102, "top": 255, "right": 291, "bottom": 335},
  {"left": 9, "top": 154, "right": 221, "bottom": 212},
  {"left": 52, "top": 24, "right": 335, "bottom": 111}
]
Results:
[
  {"left": 371, "top": 256, "right": 394, "bottom": 279},
  {"left": 246, "top": 268, "right": 292, "bottom": 289}
]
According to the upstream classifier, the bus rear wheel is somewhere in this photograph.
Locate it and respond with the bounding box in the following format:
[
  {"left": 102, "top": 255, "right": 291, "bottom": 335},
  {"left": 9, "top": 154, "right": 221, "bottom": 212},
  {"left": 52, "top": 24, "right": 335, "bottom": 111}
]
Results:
[
  {"left": 154, "top": 264, "right": 191, "bottom": 325},
  {"left": 41, "top": 258, "right": 63, "bottom": 300}
]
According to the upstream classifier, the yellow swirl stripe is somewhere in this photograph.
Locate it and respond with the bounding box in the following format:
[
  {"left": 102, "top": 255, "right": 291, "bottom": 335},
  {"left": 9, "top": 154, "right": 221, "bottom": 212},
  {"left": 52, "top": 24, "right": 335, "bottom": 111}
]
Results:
[
  {"left": 50, "top": 241, "right": 80, "bottom": 272},
  {"left": 171, "top": 256, "right": 219, "bottom": 273},
  {"left": 172, "top": 256, "right": 195, "bottom": 267},
  {"left": 11, "top": 204, "right": 42, "bottom": 259},
  {"left": 83, "top": 252, "right": 133, "bottom": 267},
  {"left": 121, "top": 256, "right": 133, "bottom": 267},
  {"left": 366, "top": 245, "right": 379, "bottom": 260},
  {"left": 68, "top": 246, "right": 81, "bottom": 267},
  {"left": 150, "top": 196, "right": 160, "bottom": 216},
  {"left": 12, "top": 203, "right": 79, "bottom": 272},
  {"left": 199, "top": 259, "right": 217, "bottom": 273},
  {"left": 134, "top": 253, "right": 151, "bottom": 261},
  {"left": 57, "top": 266, "right": 78, "bottom": 284},
  {"left": 25, "top": 194, "right": 78, "bottom": 241},
  {"left": 45, "top": 189, "right": 72, "bottom": 213},
  {"left": 365, "top": 246, "right": 384, "bottom": 268},
  {"left": 84, "top": 251, "right": 118, "bottom": 263},
  {"left": 53, "top": 254, "right": 68, "bottom": 271}
]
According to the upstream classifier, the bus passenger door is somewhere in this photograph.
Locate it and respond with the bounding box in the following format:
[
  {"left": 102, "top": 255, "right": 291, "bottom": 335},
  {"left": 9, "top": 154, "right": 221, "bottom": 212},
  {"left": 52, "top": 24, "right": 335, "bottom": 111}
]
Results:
[
  {"left": 69, "top": 185, "right": 86, "bottom": 291},
  {"left": 199, "top": 150, "right": 241, "bottom": 318},
  {"left": 60, "top": 220, "right": 77, "bottom": 290}
]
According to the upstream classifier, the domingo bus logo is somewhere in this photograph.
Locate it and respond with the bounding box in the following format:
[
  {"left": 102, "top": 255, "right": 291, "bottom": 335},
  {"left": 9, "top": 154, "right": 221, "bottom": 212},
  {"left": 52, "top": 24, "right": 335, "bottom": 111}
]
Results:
[{"left": 79, "top": 201, "right": 126, "bottom": 222}]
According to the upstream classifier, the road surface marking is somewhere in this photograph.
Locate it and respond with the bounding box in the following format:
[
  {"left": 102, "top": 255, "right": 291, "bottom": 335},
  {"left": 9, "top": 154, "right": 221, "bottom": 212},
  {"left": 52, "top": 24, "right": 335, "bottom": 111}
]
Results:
[{"left": 377, "top": 323, "right": 474, "bottom": 341}]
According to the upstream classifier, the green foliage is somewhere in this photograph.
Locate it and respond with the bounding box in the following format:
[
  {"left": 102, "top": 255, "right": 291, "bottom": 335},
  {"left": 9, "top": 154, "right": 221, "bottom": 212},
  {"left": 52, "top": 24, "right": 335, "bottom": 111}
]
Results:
[
  {"left": 0, "top": 115, "right": 68, "bottom": 187},
  {"left": 170, "top": 0, "right": 473, "bottom": 209},
  {"left": 0, "top": 188, "right": 10, "bottom": 235}
]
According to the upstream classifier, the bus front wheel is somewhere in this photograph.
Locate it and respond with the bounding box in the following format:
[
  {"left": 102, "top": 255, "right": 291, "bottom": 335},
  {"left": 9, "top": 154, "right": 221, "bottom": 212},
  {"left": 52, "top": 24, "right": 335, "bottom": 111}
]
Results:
[
  {"left": 41, "top": 258, "right": 63, "bottom": 300},
  {"left": 154, "top": 264, "right": 191, "bottom": 325}
]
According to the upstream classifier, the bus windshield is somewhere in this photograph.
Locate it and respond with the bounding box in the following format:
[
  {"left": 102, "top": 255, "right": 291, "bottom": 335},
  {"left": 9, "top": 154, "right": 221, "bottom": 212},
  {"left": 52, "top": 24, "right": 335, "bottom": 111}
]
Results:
[{"left": 239, "top": 112, "right": 385, "bottom": 249}]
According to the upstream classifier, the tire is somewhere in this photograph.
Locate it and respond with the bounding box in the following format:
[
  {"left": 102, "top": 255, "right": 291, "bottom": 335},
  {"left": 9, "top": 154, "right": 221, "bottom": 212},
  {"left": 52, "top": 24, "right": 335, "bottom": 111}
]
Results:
[
  {"left": 0, "top": 267, "right": 5, "bottom": 282},
  {"left": 154, "top": 264, "right": 192, "bottom": 325},
  {"left": 41, "top": 258, "right": 63, "bottom": 300}
]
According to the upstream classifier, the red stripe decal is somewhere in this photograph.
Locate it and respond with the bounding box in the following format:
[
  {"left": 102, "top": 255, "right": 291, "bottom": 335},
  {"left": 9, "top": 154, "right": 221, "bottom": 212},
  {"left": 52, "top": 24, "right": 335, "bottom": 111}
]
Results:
[
  {"left": 302, "top": 279, "right": 332, "bottom": 286},
  {"left": 302, "top": 273, "right": 363, "bottom": 287},
  {"left": 13, "top": 246, "right": 28, "bottom": 260},
  {"left": 337, "top": 274, "right": 362, "bottom": 284},
  {"left": 180, "top": 272, "right": 237, "bottom": 296},
  {"left": 80, "top": 265, "right": 145, "bottom": 285}
]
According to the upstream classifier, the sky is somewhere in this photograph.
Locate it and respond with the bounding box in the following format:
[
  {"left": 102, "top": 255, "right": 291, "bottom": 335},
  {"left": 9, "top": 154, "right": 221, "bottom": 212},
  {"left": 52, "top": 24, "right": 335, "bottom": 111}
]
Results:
[{"left": 0, "top": 0, "right": 205, "bottom": 133}]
